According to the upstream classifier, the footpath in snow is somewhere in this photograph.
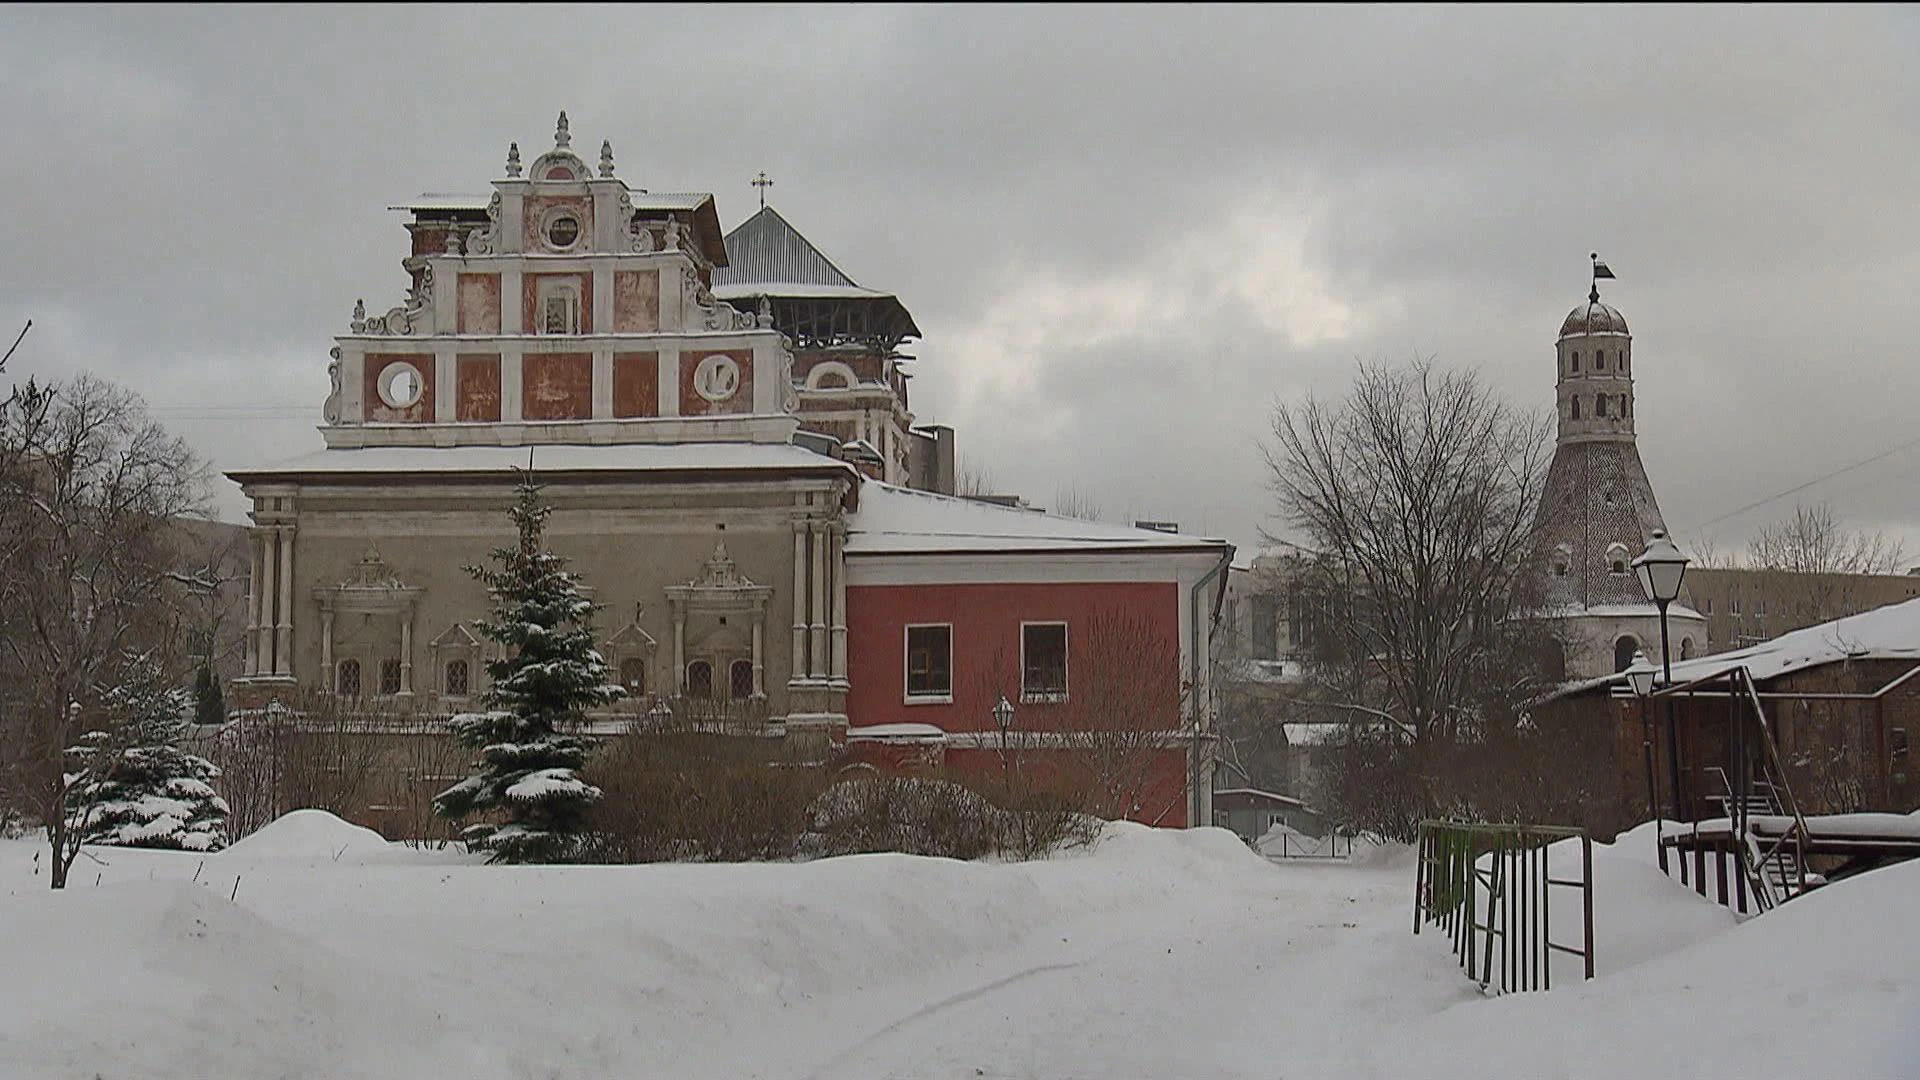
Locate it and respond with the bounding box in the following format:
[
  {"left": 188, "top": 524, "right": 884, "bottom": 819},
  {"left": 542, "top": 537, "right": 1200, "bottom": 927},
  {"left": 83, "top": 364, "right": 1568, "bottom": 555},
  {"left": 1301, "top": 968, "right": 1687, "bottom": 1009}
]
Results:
[{"left": 0, "top": 813, "right": 1914, "bottom": 1079}]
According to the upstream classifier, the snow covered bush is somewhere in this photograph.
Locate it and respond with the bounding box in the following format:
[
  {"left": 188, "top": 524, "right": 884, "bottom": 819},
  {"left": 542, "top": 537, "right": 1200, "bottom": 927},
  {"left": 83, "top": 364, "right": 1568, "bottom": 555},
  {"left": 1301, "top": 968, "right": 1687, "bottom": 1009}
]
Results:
[
  {"left": 66, "top": 655, "right": 229, "bottom": 852},
  {"left": 434, "top": 474, "right": 623, "bottom": 863}
]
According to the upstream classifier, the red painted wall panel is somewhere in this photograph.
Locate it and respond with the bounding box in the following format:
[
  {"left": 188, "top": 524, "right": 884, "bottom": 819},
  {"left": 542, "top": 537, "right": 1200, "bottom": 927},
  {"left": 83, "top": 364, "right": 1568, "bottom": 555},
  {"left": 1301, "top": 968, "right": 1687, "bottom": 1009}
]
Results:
[{"left": 845, "top": 580, "right": 1180, "bottom": 733}]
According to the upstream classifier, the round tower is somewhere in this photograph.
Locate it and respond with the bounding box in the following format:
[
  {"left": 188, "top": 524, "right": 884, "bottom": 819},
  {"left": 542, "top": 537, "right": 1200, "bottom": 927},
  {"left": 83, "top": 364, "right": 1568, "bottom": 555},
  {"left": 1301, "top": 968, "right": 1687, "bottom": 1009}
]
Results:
[{"left": 1555, "top": 284, "right": 1634, "bottom": 444}]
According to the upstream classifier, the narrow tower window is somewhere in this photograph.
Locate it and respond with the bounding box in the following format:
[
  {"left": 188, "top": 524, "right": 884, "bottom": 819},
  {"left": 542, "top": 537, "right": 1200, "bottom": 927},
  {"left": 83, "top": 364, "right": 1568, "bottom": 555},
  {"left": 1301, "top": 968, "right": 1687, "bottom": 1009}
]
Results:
[
  {"left": 1570, "top": 351, "right": 1581, "bottom": 373},
  {"left": 1570, "top": 396, "right": 1580, "bottom": 420},
  {"left": 1595, "top": 350, "right": 1606, "bottom": 371},
  {"left": 1595, "top": 395, "right": 1607, "bottom": 418}
]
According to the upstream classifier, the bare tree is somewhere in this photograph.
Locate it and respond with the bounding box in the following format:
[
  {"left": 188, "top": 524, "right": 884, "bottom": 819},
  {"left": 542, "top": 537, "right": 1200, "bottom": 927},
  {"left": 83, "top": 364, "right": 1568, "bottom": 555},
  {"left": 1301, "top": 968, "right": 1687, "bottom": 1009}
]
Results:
[
  {"left": 1050, "top": 484, "right": 1104, "bottom": 523},
  {"left": 1055, "top": 608, "right": 1188, "bottom": 824},
  {"left": 954, "top": 460, "right": 997, "bottom": 499},
  {"left": 0, "top": 374, "right": 207, "bottom": 886},
  {"left": 1262, "top": 359, "right": 1555, "bottom": 747},
  {"left": 1748, "top": 502, "right": 1907, "bottom": 575}
]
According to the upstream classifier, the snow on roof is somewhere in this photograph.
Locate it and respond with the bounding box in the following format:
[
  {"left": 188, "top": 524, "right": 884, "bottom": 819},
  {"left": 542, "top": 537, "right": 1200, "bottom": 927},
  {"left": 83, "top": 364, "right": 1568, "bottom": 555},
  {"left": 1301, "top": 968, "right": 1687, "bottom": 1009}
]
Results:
[
  {"left": 846, "top": 483, "right": 1229, "bottom": 556},
  {"left": 388, "top": 192, "right": 711, "bottom": 212},
  {"left": 1562, "top": 596, "right": 1920, "bottom": 698},
  {"left": 1212, "top": 788, "right": 1306, "bottom": 808},
  {"left": 845, "top": 723, "right": 947, "bottom": 743},
  {"left": 227, "top": 442, "right": 855, "bottom": 481}
]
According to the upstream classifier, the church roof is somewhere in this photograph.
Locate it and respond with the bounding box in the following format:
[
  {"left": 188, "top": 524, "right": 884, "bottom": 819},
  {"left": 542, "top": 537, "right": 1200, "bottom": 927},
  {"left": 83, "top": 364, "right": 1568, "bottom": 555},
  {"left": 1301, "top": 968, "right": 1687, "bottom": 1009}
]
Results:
[
  {"left": 714, "top": 206, "right": 860, "bottom": 290},
  {"left": 712, "top": 206, "right": 921, "bottom": 348}
]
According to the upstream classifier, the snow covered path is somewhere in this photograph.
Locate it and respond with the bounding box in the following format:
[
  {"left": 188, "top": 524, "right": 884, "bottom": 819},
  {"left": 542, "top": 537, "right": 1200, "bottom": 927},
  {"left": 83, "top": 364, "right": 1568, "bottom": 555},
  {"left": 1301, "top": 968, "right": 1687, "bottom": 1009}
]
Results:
[{"left": 0, "top": 814, "right": 1915, "bottom": 1079}]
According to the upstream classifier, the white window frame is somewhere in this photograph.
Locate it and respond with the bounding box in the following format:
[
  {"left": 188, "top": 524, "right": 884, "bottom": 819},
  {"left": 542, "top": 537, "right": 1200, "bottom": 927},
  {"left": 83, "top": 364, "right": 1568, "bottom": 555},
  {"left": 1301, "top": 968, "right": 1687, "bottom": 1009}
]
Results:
[
  {"left": 1020, "top": 620, "right": 1069, "bottom": 704},
  {"left": 537, "top": 279, "right": 581, "bottom": 335},
  {"left": 903, "top": 623, "right": 954, "bottom": 704}
]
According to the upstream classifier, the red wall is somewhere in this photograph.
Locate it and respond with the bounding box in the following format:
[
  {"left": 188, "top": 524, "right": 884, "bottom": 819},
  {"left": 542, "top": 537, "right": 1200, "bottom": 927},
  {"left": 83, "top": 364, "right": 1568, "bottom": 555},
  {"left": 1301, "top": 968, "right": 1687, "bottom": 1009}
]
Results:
[{"left": 845, "top": 580, "right": 1180, "bottom": 733}]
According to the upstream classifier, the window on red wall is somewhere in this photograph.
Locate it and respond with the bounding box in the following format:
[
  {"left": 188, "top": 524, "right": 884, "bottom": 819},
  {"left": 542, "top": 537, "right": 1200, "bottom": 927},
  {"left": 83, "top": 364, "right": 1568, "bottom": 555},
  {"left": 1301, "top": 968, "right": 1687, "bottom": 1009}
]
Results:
[
  {"left": 906, "top": 625, "right": 952, "bottom": 701},
  {"left": 1021, "top": 622, "right": 1068, "bottom": 702}
]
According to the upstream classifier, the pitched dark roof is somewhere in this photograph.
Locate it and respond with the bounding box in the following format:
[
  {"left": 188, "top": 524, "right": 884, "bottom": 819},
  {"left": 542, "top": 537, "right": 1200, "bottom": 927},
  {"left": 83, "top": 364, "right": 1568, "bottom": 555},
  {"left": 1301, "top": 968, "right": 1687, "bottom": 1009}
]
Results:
[
  {"left": 713, "top": 206, "right": 860, "bottom": 290},
  {"left": 712, "top": 206, "right": 922, "bottom": 349}
]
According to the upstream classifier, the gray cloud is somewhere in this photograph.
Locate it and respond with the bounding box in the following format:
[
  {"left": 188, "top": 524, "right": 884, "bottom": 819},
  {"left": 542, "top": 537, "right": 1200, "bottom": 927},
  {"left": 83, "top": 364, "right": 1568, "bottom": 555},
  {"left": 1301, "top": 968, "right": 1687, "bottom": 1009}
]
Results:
[{"left": 4, "top": 5, "right": 1918, "bottom": 560}]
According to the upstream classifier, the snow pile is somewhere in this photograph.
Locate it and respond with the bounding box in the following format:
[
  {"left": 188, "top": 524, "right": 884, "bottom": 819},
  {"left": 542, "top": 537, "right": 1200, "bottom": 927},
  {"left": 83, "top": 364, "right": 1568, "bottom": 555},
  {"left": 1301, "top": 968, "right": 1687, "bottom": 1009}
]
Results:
[
  {"left": 0, "top": 815, "right": 1912, "bottom": 1079},
  {"left": 219, "top": 809, "right": 396, "bottom": 863}
]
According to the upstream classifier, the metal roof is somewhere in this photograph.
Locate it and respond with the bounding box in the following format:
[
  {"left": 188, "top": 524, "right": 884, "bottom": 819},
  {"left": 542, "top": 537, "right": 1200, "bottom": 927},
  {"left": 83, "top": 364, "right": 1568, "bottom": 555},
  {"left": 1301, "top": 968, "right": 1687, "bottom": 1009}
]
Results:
[{"left": 712, "top": 207, "right": 861, "bottom": 289}]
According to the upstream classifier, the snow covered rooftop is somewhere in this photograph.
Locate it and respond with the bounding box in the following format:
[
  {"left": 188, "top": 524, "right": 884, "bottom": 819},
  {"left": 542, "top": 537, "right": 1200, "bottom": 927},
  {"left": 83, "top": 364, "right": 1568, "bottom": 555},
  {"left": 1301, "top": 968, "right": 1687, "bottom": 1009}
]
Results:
[
  {"left": 1561, "top": 596, "right": 1920, "bottom": 698},
  {"left": 847, "top": 483, "right": 1229, "bottom": 556},
  {"left": 227, "top": 442, "right": 856, "bottom": 482}
]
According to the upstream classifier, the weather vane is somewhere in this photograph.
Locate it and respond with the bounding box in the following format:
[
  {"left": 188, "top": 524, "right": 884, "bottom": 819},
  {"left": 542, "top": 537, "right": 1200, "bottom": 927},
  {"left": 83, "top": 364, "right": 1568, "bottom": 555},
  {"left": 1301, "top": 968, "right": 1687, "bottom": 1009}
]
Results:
[
  {"left": 1590, "top": 251, "right": 1616, "bottom": 302},
  {"left": 752, "top": 171, "right": 774, "bottom": 209}
]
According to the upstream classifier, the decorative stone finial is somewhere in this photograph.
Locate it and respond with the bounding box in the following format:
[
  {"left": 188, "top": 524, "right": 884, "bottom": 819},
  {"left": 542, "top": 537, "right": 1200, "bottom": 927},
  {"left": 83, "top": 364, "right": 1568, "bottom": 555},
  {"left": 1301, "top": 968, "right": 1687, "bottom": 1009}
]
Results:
[
  {"left": 444, "top": 230, "right": 463, "bottom": 256},
  {"left": 599, "top": 140, "right": 615, "bottom": 177},
  {"left": 505, "top": 142, "right": 522, "bottom": 178},
  {"left": 555, "top": 110, "right": 571, "bottom": 149},
  {"left": 350, "top": 299, "right": 366, "bottom": 333}
]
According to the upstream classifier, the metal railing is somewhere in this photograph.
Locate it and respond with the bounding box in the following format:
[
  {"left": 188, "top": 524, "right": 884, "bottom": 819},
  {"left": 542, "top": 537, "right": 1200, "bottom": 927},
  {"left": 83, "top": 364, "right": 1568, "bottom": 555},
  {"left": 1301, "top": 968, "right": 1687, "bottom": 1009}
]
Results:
[{"left": 1413, "top": 821, "right": 1594, "bottom": 993}]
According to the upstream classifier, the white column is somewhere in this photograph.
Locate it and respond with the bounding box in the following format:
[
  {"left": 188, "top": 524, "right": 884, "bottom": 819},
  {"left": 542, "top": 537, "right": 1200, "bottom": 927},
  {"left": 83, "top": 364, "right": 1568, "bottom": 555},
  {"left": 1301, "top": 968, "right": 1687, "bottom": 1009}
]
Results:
[
  {"left": 243, "top": 530, "right": 261, "bottom": 677},
  {"left": 255, "top": 528, "right": 277, "bottom": 677},
  {"left": 657, "top": 350, "right": 680, "bottom": 417},
  {"left": 830, "top": 524, "right": 848, "bottom": 684},
  {"left": 751, "top": 617, "right": 765, "bottom": 697},
  {"left": 399, "top": 608, "right": 414, "bottom": 696},
  {"left": 502, "top": 348, "right": 524, "bottom": 422},
  {"left": 591, "top": 347, "right": 613, "bottom": 419},
  {"left": 274, "top": 526, "right": 295, "bottom": 677},
  {"left": 434, "top": 347, "right": 456, "bottom": 423},
  {"left": 810, "top": 521, "right": 828, "bottom": 680},
  {"left": 673, "top": 605, "right": 686, "bottom": 694},
  {"left": 791, "top": 519, "right": 808, "bottom": 683},
  {"left": 319, "top": 609, "right": 334, "bottom": 691}
]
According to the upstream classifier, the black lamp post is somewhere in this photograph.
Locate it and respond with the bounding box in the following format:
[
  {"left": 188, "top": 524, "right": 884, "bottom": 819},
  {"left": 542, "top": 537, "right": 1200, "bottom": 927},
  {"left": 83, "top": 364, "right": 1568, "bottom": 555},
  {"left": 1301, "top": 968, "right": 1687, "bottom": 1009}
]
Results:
[
  {"left": 1624, "top": 647, "right": 1666, "bottom": 871},
  {"left": 992, "top": 694, "right": 1016, "bottom": 786},
  {"left": 1631, "top": 529, "right": 1690, "bottom": 822}
]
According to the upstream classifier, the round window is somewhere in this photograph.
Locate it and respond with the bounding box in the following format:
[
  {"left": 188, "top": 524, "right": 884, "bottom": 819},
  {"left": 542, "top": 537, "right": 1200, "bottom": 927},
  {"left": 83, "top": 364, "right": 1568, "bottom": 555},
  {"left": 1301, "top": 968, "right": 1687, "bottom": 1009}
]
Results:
[
  {"left": 546, "top": 213, "right": 581, "bottom": 250},
  {"left": 378, "top": 361, "right": 424, "bottom": 409}
]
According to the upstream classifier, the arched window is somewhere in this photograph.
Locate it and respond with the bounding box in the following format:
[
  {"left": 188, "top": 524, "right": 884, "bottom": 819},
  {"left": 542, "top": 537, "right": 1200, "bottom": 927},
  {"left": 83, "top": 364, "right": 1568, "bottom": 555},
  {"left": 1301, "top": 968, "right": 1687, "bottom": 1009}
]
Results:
[
  {"left": 1614, "top": 636, "right": 1640, "bottom": 673},
  {"left": 686, "top": 660, "right": 713, "bottom": 699},
  {"left": 1595, "top": 350, "right": 1606, "bottom": 371},
  {"left": 619, "top": 657, "right": 646, "bottom": 697},
  {"left": 1622, "top": 349, "right": 1629, "bottom": 375},
  {"left": 1607, "top": 542, "right": 1630, "bottom": 575},
  {"left": 379, "top": 659, "right": 403, "bottom": 696},
  {"left": 730, "top": 659, "right": 755, "bottom": 701},
  {"left": 1595, "top": 395, "right": 1608, "bottom": 418},
  {"left": 1621, "top": 395, "right": 1630, "bottom": 418},
  {"left": 1570, "top": 351, "right": 1581, "bottom": 373},
  {"left": 1570, "top": 396, "right": 1581, "bottom": 419},
  {"left": 336, "top": 659, "right": 361, "bottom": 697},
  {"left": 445, "top": 659, "right": 469, "bottom": 698},
  {"left": 1680, "top": 638, "right": 1697, "bottom": 660}
]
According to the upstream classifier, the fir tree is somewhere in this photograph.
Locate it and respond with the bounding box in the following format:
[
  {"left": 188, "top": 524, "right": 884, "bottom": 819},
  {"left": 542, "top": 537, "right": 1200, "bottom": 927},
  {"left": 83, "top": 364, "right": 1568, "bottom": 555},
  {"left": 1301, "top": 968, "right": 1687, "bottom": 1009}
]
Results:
[
  {"left": 434, "top": 474, "right": 624, "bottom": 862},
  {"left": 192, "top": 662, "right": 226, "bottom": 728},
  {"left": 67, "top": 654, "right": 230, "bottom": 852}
]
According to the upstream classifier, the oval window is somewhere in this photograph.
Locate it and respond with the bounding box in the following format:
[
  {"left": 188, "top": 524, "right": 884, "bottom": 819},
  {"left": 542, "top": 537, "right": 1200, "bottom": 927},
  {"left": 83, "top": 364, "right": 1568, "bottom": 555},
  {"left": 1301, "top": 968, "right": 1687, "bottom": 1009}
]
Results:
[
  {"left": 378, "top": 362, "right": 423, "bottom": 409},
  {"left": 546, "top": 213, "right": 581, "bottom": 249}
]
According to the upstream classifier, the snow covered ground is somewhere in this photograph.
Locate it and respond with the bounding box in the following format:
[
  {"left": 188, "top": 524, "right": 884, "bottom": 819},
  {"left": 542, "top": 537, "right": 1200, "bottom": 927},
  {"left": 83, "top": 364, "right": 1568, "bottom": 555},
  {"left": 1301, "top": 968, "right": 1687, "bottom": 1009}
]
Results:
[{"left": 0, "top": 812, "right": 1914, "bottom": 1079}]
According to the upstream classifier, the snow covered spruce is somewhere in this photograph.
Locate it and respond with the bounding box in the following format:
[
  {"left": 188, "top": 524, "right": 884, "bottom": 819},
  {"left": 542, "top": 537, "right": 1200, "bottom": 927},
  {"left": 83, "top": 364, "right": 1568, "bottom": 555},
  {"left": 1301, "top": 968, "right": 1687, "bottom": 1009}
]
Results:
[
  {"left": 64, "top": 653, "right": 230, "bottom": 853},
  {"left": 433, "top": 474, "right": 624, "bottom": 863}
]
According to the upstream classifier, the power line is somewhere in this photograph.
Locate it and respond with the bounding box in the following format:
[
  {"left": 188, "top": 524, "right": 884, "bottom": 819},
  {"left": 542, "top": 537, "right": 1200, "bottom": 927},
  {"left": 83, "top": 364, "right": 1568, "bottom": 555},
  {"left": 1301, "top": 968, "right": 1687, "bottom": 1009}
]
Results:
[{"left": 1682, "top": 432, "right": 1920, "bottom": 534}]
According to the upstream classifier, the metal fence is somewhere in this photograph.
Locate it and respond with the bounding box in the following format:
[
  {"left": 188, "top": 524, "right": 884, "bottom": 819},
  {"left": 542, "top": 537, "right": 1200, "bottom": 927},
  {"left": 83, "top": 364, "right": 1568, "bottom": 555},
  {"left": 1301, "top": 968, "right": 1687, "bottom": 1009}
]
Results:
[{"left": 1413, "top": 821, "right": 1594, "bottom": 993}]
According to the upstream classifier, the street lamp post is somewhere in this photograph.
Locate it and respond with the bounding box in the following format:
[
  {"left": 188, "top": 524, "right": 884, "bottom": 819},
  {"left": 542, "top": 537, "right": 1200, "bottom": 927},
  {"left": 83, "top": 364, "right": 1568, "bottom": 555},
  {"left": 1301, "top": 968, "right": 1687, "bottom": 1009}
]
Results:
[
  {"left": 1631, "top": 529, "right": 1691, "bottom": 824},
  {"left": 648, "top": 696, "right": 675, "bottom": 731},
  {"left": 1624, "top": 648, "right": 1666, "bottom": 872},
  {"left": 992, "top": 694, "right": 1016, "bottom": 788}
]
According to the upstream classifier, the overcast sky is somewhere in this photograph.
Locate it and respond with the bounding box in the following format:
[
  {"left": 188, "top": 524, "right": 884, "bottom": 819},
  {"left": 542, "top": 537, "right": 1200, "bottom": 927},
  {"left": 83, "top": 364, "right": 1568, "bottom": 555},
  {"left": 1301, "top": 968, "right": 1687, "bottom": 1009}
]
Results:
[{"left": 5, "top": 5, "right": 1919, "bottom": 561}]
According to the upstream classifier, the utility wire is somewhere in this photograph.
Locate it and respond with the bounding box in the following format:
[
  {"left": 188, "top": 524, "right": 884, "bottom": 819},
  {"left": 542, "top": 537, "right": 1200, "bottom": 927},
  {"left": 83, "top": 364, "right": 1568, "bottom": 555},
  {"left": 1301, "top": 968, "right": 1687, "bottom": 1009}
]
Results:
[{"left": 1681, "top": 432, "right": 1920, "bottom": 534}]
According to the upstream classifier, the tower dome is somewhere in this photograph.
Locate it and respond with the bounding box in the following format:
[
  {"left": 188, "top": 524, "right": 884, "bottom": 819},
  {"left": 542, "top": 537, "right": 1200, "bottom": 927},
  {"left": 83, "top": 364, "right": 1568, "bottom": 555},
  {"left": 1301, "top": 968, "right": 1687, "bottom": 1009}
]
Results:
[{"left": 1559, "top": 298, "right": 1629, "bottom": 338}]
